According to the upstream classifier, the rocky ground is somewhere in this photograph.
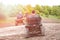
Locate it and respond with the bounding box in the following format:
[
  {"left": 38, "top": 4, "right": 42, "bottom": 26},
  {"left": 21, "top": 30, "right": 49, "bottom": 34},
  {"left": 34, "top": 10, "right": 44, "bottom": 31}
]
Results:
[
  {"left": 0, "top": 23, "right": 60, "bottom": 40},
  {"left": 0, "top": 18, "right": 60, "bottom": 40}
]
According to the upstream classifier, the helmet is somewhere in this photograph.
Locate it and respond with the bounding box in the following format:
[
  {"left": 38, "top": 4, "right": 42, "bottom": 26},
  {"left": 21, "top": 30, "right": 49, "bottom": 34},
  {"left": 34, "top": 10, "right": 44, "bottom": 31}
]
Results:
[
  {"left": 17, "top": 12, "right": 23, "bottom": 19},
  {"left": 32, "top": 10, "right": 35, "bottom": 14}
]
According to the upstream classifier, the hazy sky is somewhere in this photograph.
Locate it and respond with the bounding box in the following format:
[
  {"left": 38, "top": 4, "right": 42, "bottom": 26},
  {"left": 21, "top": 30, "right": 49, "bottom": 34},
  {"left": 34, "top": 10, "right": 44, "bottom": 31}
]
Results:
[{"left": 0, "top": 0, "right": 60, "bottom": 6}]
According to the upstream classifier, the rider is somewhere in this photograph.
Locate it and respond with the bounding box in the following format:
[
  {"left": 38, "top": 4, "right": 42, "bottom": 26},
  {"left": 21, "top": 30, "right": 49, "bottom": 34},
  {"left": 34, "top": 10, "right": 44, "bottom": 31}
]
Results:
[{"left": 15, "top": 12, "right": 23, "bottom": 26}]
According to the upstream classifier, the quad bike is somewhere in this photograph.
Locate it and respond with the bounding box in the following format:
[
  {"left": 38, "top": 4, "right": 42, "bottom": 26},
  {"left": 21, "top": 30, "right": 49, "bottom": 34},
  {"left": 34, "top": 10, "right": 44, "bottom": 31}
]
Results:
[
  {"left": 15, "top": 12, "right": 24, "bottom": 26},
  {"left": 25, "top": 11, "right": 43, "bottom": 37}
]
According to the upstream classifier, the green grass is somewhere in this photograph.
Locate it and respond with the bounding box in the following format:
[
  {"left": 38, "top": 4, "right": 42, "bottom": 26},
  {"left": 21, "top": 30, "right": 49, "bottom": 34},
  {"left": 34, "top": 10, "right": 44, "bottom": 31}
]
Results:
[{"left": 40, "top": 14, "right": 60, "bottom": 19}]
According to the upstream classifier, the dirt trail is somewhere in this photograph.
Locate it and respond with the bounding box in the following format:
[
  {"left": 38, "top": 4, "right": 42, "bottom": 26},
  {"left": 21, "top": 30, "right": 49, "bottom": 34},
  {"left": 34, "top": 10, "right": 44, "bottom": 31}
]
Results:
[
  {"left": 0, "top": 23, "right": 60, "bottom": 40},
  {"left": 0, "top": 18, "right": 60, "bottom": 40}
]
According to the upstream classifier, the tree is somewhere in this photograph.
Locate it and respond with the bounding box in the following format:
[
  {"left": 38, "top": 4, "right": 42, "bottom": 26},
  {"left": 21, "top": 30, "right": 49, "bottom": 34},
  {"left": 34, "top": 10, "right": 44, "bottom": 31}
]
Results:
[
  {"left": 42, "top": 6, "right": 50, "bottom": 17},
  {"left": 9, "top": 4, "right": 24, "bottom": 17},
  {"left": 34, "top": 5, "right": 43, "bottom": 14},
  {"left": 52, "top": 6, "right": 60, "bottom": 16},
  {"left": 25, "top": 4, "right": 34, "bottom": 14}
]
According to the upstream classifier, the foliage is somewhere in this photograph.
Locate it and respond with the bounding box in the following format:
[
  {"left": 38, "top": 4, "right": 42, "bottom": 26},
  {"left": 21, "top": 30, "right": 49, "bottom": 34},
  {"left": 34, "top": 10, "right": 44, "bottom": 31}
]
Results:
[{"left": 0, "top": 3, "right": 60, "bottom": 19}]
